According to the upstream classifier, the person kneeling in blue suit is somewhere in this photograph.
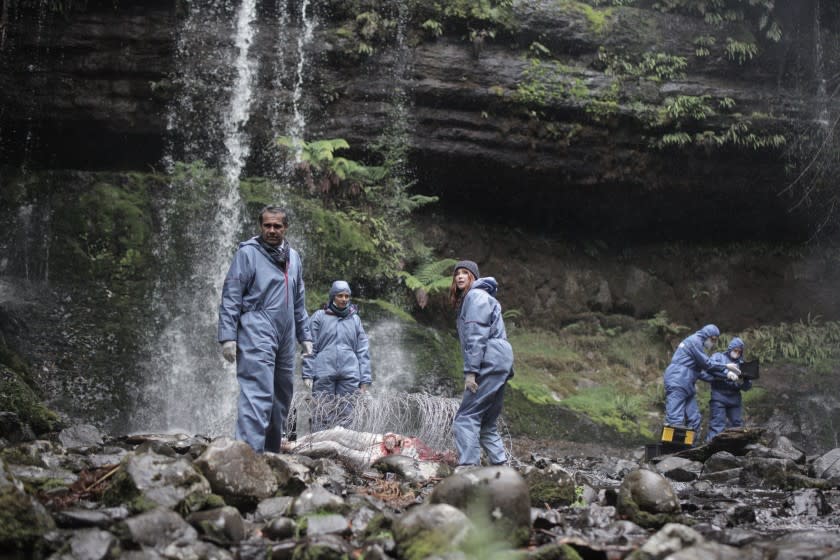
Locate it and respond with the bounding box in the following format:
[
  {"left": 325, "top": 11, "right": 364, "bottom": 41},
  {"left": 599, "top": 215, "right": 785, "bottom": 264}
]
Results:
[
  {"left": 663, "top": 324, "right": 740, "bottom": 436},
  {"left": 705, "top": 337, "right": 751, "bottom": 442}
]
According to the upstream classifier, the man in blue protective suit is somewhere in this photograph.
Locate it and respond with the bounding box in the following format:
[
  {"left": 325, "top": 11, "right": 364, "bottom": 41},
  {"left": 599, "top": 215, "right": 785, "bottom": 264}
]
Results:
[
  {"left": 218, "top": 206, "right": 312, "bottom": 453},
  {"left": 663, "top": 324, "right": 740, "bottom": 434},
  {"left": 705, "top": 337, "right": 751, "bottom": 442}
]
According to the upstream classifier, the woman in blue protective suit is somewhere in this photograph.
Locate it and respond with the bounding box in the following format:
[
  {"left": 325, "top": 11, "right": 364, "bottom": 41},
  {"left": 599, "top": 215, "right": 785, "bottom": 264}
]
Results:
[
  {"left": 449, "top": 260, "right": 514, "bottom": 468},
  {"left": 663, "top": 324, "right": 740, "bottom": 434},
  {"left": 705, "top": 337, "right": 751, "bottom": 442},
  {"left": 302, "top": 280, "right": 372, "bottom": 431}
]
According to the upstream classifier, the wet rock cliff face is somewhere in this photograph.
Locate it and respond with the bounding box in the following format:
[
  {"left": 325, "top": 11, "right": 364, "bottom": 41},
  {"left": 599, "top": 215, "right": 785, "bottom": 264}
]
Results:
[{"left": 1, "top": 0, "right": 837, "bottom": 241}]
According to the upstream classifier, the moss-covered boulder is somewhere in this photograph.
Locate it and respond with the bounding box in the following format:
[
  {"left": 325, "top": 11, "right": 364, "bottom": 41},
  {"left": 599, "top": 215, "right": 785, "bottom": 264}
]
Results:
[
  {"left": 525, "top": 465, "right": 577, "bottom": 508},
  {"left": 393, "top": 503, "right": 472, "bottom": 560},
  {"left": 0, "top": 363, "right": 60, "bottom": 437},
  {"left": 617, "top": 468, "right": 685, "bottom": 529},
  {"left": 430, "top": 466, "right": 531, "bottom": 547},
  {"left": 0, "top": 458, "right": 56, "bottom": 553}
]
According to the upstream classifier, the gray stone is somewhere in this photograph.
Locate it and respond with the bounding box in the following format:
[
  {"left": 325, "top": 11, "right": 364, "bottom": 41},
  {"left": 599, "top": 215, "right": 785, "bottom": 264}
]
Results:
[
  {"left": 0, "top": 459, "right": 56, "bottom": 547},
  {"left": 0, "top": 412, "right": 35, "bottom": 443},
  {"left": 186, "top": 506, "right": 245, "bottom": 544},
  {"left": 703, "top": 451, "right": 742, "bottom": 473},
  {"left": 812, "top": 448, "right": 840, "bottom": 479},
  {"left": 292, "top": 484, "right": 347, "bottom": 516},
  {"left": 618, "top": 469, "right": 680, "bottom": 515},
  {"left": 294, "top": 534, "right": 352, "bottom": 560},
  {"left": 54, "top": 507, "right": 129, "bottom": 529},
  {"left": 7, "top": 463, "right": 78, "bottom": 485},
  {"left": 262, "top": 516, "right": 296, "bottom": 540},
  {"left": 59, "top": 424, "right": 105, "bottom": 452},
  {"left": 373, "top": 454, "right": 445, "bottom": 483},
  {"left": 393, "top": 504, "right": 472, "bottom": 559},
  {"left": 122, "top": 450, "right": 211, "bottom": 512},
  {"left": 304, "top": 513, "right": 350, "bottom": 536},
  {"left": 740, "top": 456, "right": 803, "bottom": 489},
  {"left": 162, "top": 540, "right": 233, "bottom": 559},
  {"left": 655, "top": 456, "right": 703, "bottom": 482},
  {"left": 194, "top": 438, "right": 278, "bottom": 506},
  {"left": 254, "top": 496, "right": 294, "bottom": 522},
  {"left": 523, "top": 465, "right": 577, "bottom": 507},
  {"left": 430, "top": 466, "right": 531, "bottom": 547},
  {"left": 120, "top": 507, "right": 198, "bottom": 549},
  {"left": 263, "top": 452, "right": 312, "bottom": 494},
  {"left": 69, "top": 528, "right": 118, "bottom": 560},
  {"left": 86, "top": 449, "right": 129, "bottom": 469},
  {"left": 769, "top": 435, "right": 806, "bottom": 464},
  {"left": 699, "top": 468, "right": 742, "bottom": 484},
  {"left": 632, "top": 523, "right": 704, "bottom": 558},
  {"left": 784, "top": 489, "right": 831, "bottom": 516},
  {"left": 666, "top": 541, "right": 743, "bottom": 560}
]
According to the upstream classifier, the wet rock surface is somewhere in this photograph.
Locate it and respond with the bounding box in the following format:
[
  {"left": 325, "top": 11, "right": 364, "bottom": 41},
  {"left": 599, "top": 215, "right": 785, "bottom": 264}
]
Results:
[{"left": 2, "top": 421, "right": 840, "bottom": 558}]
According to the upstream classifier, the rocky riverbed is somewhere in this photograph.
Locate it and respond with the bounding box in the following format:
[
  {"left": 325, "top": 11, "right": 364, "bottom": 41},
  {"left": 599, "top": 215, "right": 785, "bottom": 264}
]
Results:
[{"left": 3, "top": 414, "right": 840, "bottom": 559}]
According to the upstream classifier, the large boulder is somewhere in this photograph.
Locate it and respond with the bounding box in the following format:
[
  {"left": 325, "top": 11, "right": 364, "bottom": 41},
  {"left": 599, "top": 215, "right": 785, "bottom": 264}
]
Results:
[
  {"left": 430, "top": 466, "right": 531, "bottom": 547},
  {"left": 102, "top": 450, "right": 212, "bottom": 514},
  {"left": 0, "top": 458, "right": 56, "bottom": 552},
  {"left": 194, "top": 438, "right": 278, "bottom": 509},
  {"left": 617, "top": 468, "right": 683, "bottom": 529},
  {"left": 523, "top": 464, "right": 577, "bottom": 507},
  {"left": 393, "top": 503, "right": 472, "bottom": 560}
]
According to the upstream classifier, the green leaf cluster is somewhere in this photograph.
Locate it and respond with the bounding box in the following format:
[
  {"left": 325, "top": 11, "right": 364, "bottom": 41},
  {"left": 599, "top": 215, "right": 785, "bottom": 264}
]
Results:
[
  {"left": 652, "top": 0, "right": 779, "bottom": 40},
  {"left": 742, "top": 317, "right": 840, "bottom": 367},
  {"left": 600, "top": 49, "right": 688, "bottom": 82}
]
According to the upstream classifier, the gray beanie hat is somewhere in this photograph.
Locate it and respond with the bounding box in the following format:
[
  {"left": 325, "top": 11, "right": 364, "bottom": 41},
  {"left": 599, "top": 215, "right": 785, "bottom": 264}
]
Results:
[
  {"left": 453, "top": 260, "right": 480, "bottom": 280},
  {"left": 329, "top": 280, "right": 352, "bottom": 302}
]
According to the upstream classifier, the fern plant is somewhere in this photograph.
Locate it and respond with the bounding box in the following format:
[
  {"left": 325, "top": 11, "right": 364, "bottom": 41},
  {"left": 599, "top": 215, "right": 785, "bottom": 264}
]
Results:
[
  {"left": 276, "top": 137, "right": 379, "bottom": 198},
  {"left": 398, "top": 259, "right": 458, "bottom": 308}
]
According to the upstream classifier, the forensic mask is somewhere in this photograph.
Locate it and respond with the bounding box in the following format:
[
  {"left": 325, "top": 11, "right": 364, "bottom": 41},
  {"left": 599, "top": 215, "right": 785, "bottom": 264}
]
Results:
[
  {"left": 703, "top": 339, "right": 714, "bottom": 350},
  {"left": 730, "top": 350, "right": 742, "bottom": 360}
]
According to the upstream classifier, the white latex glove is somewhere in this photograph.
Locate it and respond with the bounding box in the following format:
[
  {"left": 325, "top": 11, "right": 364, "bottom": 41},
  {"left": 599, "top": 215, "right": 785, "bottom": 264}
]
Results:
[
  {"left": 359, "top": 384, "right": 369, "bottom": 393},
  {"left": 726, "top": 371, "right": 739, "bottom": 381},
  {"left": 725, "top": 362, "right": 741, "bottom": 374},
  {"left": 464, "top": 373, "right": 478, "bottom": 394},
  {"left": 303, "top": 378, "right": 313, "bottom": 390},
  {"left": 221, "top": 341, "right": 236, "bottom": 363},
  {"left": 302, "top": 341, "right": 314, "bottom": 356}
]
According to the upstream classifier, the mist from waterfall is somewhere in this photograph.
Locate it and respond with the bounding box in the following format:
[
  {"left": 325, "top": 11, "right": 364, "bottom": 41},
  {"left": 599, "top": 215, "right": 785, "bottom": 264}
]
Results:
[
  {"left": 135, "top": 0, "right": 260, "bottom": 436},
  {"left": 130, "top": 0, "right": 330, "bottom": 437}
]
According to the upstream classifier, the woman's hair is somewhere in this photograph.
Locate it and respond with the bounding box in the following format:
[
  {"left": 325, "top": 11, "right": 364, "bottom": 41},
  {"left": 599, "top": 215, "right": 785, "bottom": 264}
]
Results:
[{"left": 448, "top": 270, "right": 475, "bottom": 308}]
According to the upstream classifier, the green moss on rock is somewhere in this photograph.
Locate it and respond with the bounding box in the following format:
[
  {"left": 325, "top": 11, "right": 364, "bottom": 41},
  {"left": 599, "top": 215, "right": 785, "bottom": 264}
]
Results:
[
  {"left": 0, "top": 363, "right": 60, "bottom": 435},
  {"left": 0, "top": 466, "right": 56, "bottom": 551}
]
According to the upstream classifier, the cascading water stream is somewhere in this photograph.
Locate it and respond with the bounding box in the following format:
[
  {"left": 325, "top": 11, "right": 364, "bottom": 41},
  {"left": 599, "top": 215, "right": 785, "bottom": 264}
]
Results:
[
  {"left": 813, "top": 0, "right": 829, "bottom": 125},
  {"left": 288, "top": 0, "right": 315, "bottom": 151},
  {"left": 135, "top": 0, "right": 259, "bottom": 436}
]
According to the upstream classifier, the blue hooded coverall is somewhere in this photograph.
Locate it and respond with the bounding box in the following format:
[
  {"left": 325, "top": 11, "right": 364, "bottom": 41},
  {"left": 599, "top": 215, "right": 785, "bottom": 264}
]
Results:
[
  {"left": 705, "top": 337, "right": 751, "bottom": 441},
  {"left": 452, "top": 277, "right": 515, "bottom": 466},
  {"left": 302, "top": 280, "right": 372, "bottom": 430},
  {"left": 663, "top": 324, "right": 729, "bottom": 432},
  {"left": 218, "top": 237, "right": 310, "bottom": 453}
]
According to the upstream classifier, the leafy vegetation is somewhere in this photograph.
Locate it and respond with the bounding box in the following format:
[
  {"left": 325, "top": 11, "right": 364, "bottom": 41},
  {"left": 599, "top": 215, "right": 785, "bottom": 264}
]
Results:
[
  {"left": 411, "top": 0, "right": 518, "bottom": 37},
  {"left": 505, "top": 315, "right": 675, "bottom": 440},
  {"left": 557, "top": 0, "right": 614, "bottom": 34},
  {"left": 600, "top": 50, "right": 688, "bottom": 82},
  {"left": 274, "top": 130, "right": 438, "bottom": 296},
  {"left": 651, "top": 0, "right": 780, "bottom": 41},
  {"left": 741, "top": 317, "right": 840, "bottom": 367},
  {"left": 399, "top": 259, "right": 459, "bottom": 309}
]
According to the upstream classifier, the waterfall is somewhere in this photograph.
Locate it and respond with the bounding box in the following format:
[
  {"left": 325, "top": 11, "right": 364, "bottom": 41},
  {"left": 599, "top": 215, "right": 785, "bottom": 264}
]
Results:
[
  {"left": 288, "top": 0, "right": 315, "bottom": 149},
  {"left": 134, "top": 0, "right": 259, "bottom": 436},
  {"left": 813, "top": 0, "right": 829, "bottom": 125}
]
